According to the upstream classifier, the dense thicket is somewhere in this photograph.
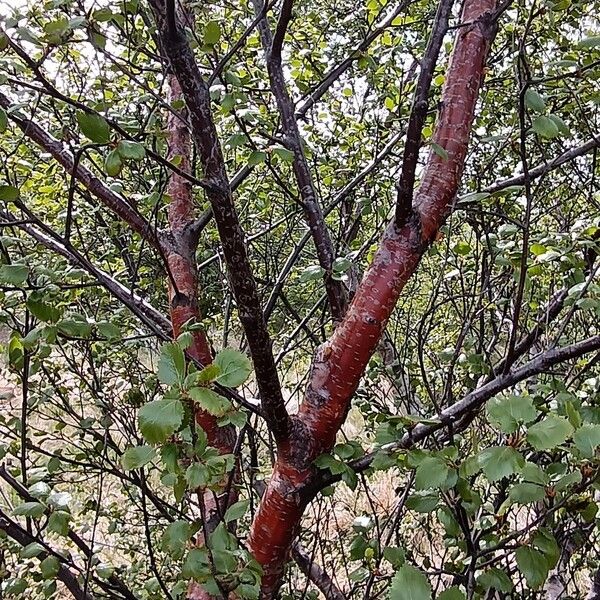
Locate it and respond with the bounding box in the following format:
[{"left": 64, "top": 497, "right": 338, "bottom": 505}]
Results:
[{"left": 0, "top": 0, "right": 599, "bottom": 598}]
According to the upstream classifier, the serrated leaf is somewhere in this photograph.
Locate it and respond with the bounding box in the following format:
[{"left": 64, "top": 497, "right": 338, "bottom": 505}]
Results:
[
  {"left": 247, "top": 150, "right": 266, "bottom": 166},
  {"left": 300, "top": 264, "right": 325, "bottom": 282},
  {"left": 508, "top": 482, "right": 545, "bottom": 504},
  {"left": 478, "top": 446, "right": 524, "bottom": 482},
  {"left": 214, "top": 348, "right": 252, "bottom": 387},
  {"left": 524, "top": 89, "right": 546, "bottom": 113},
  {"left": 104, "top": 149, "right": 122, "bottom": 176},
  {"left": 487, "top": 395, "right": 537, "bottom": 433},
  {"left": 573, "top": 423, "right": 600, "bottom": 457},
  {"left": 383, "top": 546, "right": 405, "bottom": 568},
  {"left": 158, "top": 342, "right": 186, "bottom": 386},
  {"left": 162, "top": 520, "right": 192, "bottom": 559},
  {"left": 531, "top": 115, "right": 559, "bottom": 139},
  {"left": 189, "top": 387, "right": 232, "bottom": 417},
  {"left": 415, "top": 456, "right": 449, "bottom": 490},
  {"left": 516, "top": 546, "right": 549, "bottom": 589},
  {"left": 21, "top": 542, "right": 45, "bottom": 558},
  {"left": 139, "top": 398, "right": 184, "bottom": 444},
  {"left": 40, "top": 555, "right": 60, "bottom": 579},
  {"left": 185, "top": 463, "right": 209, "bottom": 489},
  {"left": 77, "top": 111, "right": 110, "bottom": 144},
  {"left": 0, "top": 264, "right": 29, "bottom": 285},
  {"left": 272, "top": 146, "right": 295, "bottom": 162},
  {"left": 121, "top": 445, "right": 156, "bottom": 470},
  {"left": 203, "top": 20, "right": 221, "bottom": 45},
  {"left": 97, "top": 321, "right": 121, "bottom": 340},
  {"left": 438, "top": 588, "right": 465, "bottom": 600},
  {"left": 182, "top": 548, "right": 210, "bottom": 580},
  {"left": 224, "top": 499, "right": 249, "bottom": 523},
  {"left": 13, "top": 501, "right": 45, "bottom": 518},
  {"left": 47, "top": 510, "right": 70, "bottom": 536},
  {"left": 477, "top": 568, "right": 513, "bottom": 593},
  {"left": 117, "top": 140, "right": 145, "bottom": 161},
  {"left": 0, "top": 184, "right": 20, "bottom": 201},
  {"left": 527, "top": 414, "right": 574, "bottom": 450},
  {"left": 389, "top": 564, "right": 432, "bottom": 600},
  {"left": 532, "top": 528, "right": 559, "bottom": 569}
]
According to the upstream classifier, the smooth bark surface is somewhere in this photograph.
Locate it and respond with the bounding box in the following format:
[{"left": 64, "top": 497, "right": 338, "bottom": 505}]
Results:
[{"left": 247, "top": 0, "right": 499, "bottom": 594}]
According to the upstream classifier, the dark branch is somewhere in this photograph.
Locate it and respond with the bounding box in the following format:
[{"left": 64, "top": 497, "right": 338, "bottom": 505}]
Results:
[
  {"left": 395, "top": 0, "right": 455, "bottom": 226},
  {"left": 148, "top": 0, "right": 290, "bottom": 442}
]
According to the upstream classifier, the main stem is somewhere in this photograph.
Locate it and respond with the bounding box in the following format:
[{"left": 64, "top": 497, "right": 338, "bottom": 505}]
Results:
[{"left": 247, "top": 0, "right": 499, "bottom": 595}]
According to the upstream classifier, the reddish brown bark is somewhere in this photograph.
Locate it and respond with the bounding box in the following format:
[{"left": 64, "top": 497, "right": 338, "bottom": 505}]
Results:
[
  {"left": 247, "top": 0, "right": 499, "bottom": 595},
  {"left": 164, "top": 74, "right": 236, "bottom": 600}
]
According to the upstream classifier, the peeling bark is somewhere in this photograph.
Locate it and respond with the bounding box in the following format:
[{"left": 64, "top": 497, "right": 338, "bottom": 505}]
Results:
[{"left": 247, "top": 0, "right": 499, "bottom": 594}]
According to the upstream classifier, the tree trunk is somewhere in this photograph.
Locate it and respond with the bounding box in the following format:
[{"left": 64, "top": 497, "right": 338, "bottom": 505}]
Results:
[{"left": 247, "top": 0, "right": 499, "bottom": 595}]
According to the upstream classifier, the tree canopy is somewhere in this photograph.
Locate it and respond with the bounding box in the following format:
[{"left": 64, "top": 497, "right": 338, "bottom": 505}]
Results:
[{"left": 0, "top": 0, "right": 599, "bottom": 598}]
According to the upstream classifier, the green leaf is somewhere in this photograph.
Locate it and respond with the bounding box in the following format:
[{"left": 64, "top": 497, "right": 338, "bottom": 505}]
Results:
[
  {"left": 214, "top": 348, "right": 252, "bottom": 387},
  {"left": 532, "top": 528, "right": 559, "bottom": 569},
  {"left": 117, "top": 140, "right": 145, "bottom": 161},
  {"left": 21, "top": 542, "right": 45, "bottom": 558},
  {"left": 248, "top": 150, "right": 267, "bottom": 166},
  {"left": 0, "top": 107, "right": 7, "bottom": 132},
  {"left": 531, "top": 115, "right": 559, "bottom": 139},
  {"left": 437, "top": 588, "right": 465, "bottom": 600},
  {"left": 527, "top": 414, "right": 574, "bottom": 450},
  {"left": 0, "top": 184, "right": 20, "bottom": 201},
  {"left": 76, "top": 111, "right": 111, "bottom": 144},
  {"left": 40, "top": 555, "right": 60, "bottom": 579},
  {"left": 578, "top": 36, "right": 600, "bottom": 48},
  {"left": 478, "top": 446, "right": 524, "bottom": 482},
  {"left": 182, "top": 548, "right": 210, "bottom": 580},
  {"left": 388, "top": 564, "right": 432, "bottom": 600},
  {"left": 0, "top": 264, "right": 29, "bottom": 285},
  {"left": 47, "top": 511, "right": 70, "bottom": 536},
  {"left": 573, "top": 423, "right": 600, "bottom": 457},
  {"left": 203, "top": 21, "right": 221, "bottom": 45},
  {"left": 162, "top": 520, "right": 192, "bottom": 559},
  {"left": 516, "top": 546, "right": 549, "bottom": 589},
  {"left": 487, "top": 395, "right": 537, "bottom": 433},
  {"left": 57, "top": 318, "right": 92, "bottom": 338},
  {"left": 185, "top": 463, "right": 209, "bottom": 489},
  {"left": 383, "top": 546, "right": 405, "bottom": 568},
  {"left": 508, "top": 482, "right": 545, "bottom": 504},
  {"left": 158, "top": 342, "right": 186, "bottom": 386},
  {"left": 431, "top": 142, "right": 449, "bottom": 161},
  {"left": 521, "top": 462, "right": 549, "bottom": 485},
  {"left": 13, "top": 501, "right": 45, "bottom": 518},
  {"left": 477, "top": 568, "right": 513, "bottom": 593},
  {"left": 121, "top": 445, "right": 156, "bottom": 470},
  {"left": 139, "top": 398, "right": 184, "bottom": 444},
  {"left": 97, "top": 321, "right": 121, "bottom": 340},
  {"left": 191, "top": 364, "right": 221, "bottom": 385},
  {"left": 272, "top": 146, "right": 295, "bottom": 162},
  {"left": 104, "top": 149, "right": 122, "bottom": 177},
  {"left": 300, "top": 264, "right": 325, "bottom": 282},
  {"left": 189, "top": 387, "right": 232, "bottom": 417},
  {"left": 415, "top": 456, "right": 449, "bottom": 490},
  {"left": 548, "top": 114, "right": 570, "bottom": 136},
  {"left": 224, "top": 499, "right": 249, "bottom": 523},
  {"left": 406, "top": 493, "right": 438, "bottom": 513},
  {"left": 524, "top": 89, "right": 546, "bottom": 113}
]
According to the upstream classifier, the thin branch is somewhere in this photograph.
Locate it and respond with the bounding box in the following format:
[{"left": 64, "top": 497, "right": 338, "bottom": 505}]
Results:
[
  {"left": 270, "top": 0, "right": 294, "bottom": 61},
  {"left": 253, "top": 0, "right": 347, "bottom": 320},
  {"left": 395, "top": 0, "right": 455, "bottom": 226},
  {"left": 149, "top": 0, "right": 290, "bottom": 442},
  {"left": 0, "top": 92, "right": 161, "bottom": 250},
  {"left": 339, "top": 334, "right": 600, "bottom": 481}
]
